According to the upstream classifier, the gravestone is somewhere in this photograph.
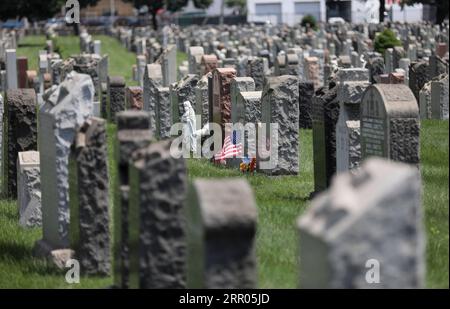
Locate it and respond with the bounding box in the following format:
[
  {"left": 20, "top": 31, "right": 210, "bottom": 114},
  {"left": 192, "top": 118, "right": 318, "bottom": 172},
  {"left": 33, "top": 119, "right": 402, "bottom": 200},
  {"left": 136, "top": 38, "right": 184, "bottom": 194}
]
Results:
[
  {"left": 36, "top": 72, "right": 94, "bottom": 251},
  {"left": 305, "top": 56, "right": 320, "bottom": 90},
  {"left": 155, "top": 87, "right": 171, "bottom": 140},
  {"left": 195, "top": 73, "right": 210, "bottom": 129},
  {"left": 69, "top": 117, "right": 110, "bottom": 276},
  {"left": 230, "top": 77, "right": 255, "bottom": 110},
  {"left": 233, "top": 91, "right": 262, "bottom": 159},
  {"left": 161, "top": 44, "right": 177, "bottom": 87},
  {"left": 6, "top": 49, "right": 17, "bottom": 89},
  {"left": 107, "top": 76, "right": 126, "bottom": 122},
  {"left": 128, "top": 140, "right": 187, "bottom": 288},
  {"left": 0, "top": 94, "right": 3, "bottom": 189},
  {"left": 126, "top": 86, "right": 143, "bottom": 111},
  {"left": 336, "top": 68, "right": 370, "bottom": 173},
  {"left": 260, "top": 75, "right": 299, "bottom": 175},
  {"left": 409, "top": 61, "right": 430, "bottom": 102},
  {"left": 143, "top": 63, "right": 163, "bottom": 131},
  {"left": 17, "top": 56, "right": 28, "bottom": 88},
  {"left": 17, "top": 151, "right": 41, "bottom": 228},
  {"left": 299, "top": 81, "right": 314, "bottom": 129},
  {"left": 246, "top": 57, "right": 265, "bottom": 91},
  {"left": 312, "top": 82, "right": 339, "bottom": 193},
  {"left": 4, "top": 89, "right": 38, "bottom": 198},
  {"left": 212, "top": 68, "right": 237, "bottom": 140},
  {"left": 188, "top": 46, "right": 204, "bottom": 75},
  {"left": 187, "top": 179, "right": 257, "bottom": 288},
  {"left": 298, "top": 158, "right": 424, "bottom": 288},
  {"left": 361, "top": 84, "right": 419, "bottom": 165},
  {"left": 200, "top": 54, "right": 218, "bottom": 76},
  {"left": 430, "top": 75, "right": 449, "bottom": 120},
  {"left": 366, "top": 57, "right": 384, "bottom": 83},
  {"left": 113, "top": 111, "right": 152, "bottom": 289},
  {"left": 170, "top": 74, "right": 199, "bottom": 124}
]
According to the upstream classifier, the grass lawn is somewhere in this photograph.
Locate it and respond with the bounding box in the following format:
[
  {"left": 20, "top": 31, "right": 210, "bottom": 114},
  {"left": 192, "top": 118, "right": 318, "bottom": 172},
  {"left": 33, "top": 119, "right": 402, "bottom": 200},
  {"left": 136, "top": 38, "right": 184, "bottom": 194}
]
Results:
[{"left": 0, "top": 36, "right": 447, "bottom": 288}]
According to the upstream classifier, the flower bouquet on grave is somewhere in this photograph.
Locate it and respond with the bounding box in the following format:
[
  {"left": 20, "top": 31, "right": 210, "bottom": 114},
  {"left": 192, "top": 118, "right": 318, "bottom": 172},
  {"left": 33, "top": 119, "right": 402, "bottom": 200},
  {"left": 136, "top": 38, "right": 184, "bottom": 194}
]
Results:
[{"left": 240, "top": 157, "right": 257, "bottom": 175}]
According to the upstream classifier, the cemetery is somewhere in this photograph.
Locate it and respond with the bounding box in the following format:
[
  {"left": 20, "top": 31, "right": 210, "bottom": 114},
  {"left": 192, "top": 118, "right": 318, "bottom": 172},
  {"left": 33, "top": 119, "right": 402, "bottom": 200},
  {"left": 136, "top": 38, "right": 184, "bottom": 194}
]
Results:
[{"left": 0, "top": 1, "right": 449, "bottom": 290}]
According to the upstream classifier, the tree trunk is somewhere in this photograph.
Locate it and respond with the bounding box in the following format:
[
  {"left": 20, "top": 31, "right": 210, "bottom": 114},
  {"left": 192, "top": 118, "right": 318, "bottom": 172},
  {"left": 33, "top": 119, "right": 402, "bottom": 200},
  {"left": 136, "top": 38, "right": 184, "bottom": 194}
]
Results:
[
  {"left": 379, "top": 0, "right": 385, "bottom": 23},
  {"left": 73, "top": 23, "right": 80, "bottom": 36},
  {"left": 151, "top": 11, "right": 158, "bottom": 30},
  {"left": 436, "top": 2, "right": 448, "bottom": 24}
]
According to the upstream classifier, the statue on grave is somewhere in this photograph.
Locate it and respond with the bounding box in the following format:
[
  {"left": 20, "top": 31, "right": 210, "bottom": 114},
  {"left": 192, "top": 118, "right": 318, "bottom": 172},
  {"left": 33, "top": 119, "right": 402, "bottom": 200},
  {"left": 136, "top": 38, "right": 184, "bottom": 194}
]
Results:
[{"left": 181, "top": 100, "right": 197, "bottom": 153}]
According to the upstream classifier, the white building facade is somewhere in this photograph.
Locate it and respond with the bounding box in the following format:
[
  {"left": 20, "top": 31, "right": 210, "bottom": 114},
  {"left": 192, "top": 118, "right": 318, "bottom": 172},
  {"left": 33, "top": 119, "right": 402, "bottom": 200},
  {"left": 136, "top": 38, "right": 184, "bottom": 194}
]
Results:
[{"left": 247, "top": 0, "right": 326, "bottom": 26}]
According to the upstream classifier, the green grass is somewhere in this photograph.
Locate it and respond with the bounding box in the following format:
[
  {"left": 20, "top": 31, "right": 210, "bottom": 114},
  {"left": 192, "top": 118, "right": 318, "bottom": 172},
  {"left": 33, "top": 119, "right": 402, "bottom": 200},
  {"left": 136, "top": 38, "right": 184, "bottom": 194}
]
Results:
[
  {"left": 1, "top": 36, "right": 447, "bottom": 289},
  {"left": 16, "top": 36, "right": 47, "bottom": 71}
]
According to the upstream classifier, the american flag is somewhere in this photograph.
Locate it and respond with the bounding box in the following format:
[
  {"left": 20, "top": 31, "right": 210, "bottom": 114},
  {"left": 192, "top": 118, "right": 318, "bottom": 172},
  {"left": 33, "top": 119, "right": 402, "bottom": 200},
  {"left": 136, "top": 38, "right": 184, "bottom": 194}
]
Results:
[{"left": 214, "top": 133, "right": 243, "bottom": 161}]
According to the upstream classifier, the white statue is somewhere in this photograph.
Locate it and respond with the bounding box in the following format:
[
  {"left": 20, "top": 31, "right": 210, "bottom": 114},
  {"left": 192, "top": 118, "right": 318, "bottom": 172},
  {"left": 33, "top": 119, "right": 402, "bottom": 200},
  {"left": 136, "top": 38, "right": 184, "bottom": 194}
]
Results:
[{"left": 181, "top": 100, "right": 197, "bottom": 152}]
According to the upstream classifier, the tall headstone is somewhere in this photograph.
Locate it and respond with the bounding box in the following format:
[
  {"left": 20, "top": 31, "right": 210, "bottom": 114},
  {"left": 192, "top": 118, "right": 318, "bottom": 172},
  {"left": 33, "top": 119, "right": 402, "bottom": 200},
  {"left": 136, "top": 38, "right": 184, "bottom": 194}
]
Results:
[
  {"left": 17, "top": 151, "right": 41, "bottom": 228},
  {"left": 260, "top": 75, "right": 299, "bottom": 175},
  {"left": 200, "top": 54, "right": 218, "bottom": 76},
  {"left": 298, "top": 158, "right": 424, "bottom": 288},
  {"left": 409, "top": 61, "right": 430, "bottom": 102},
  {"left": 430, "top": 75, "right": 449, "bottom": 120},
  {"left": 312, "top": 82, "right": 339, "bottom": 193},
  {"left": 212, "top": 68, "right": 237, "bottom": 140},
  {"left": 143, "top": 63, "right": 163, "bottom": 131},
  {"left": 361, "top": 84, "right": 420, "bottom": 165},
  {"left": 69, "top": 117, "right": 110, "bottom": 276},
  {"left": 155, "top": 87, "right": 171, "bottom": 140},
  {"left": 161, "top": 44, "right": 177, "bottom": 87},
  {"left": 230, "top": 77, "right": 255, "bottom": 110},
  {"left": 36, "top": 72, "right": 94, "bottom": 251},
  {"left": 113, "top": 111, "right": 152, "bottom": 289},
  {"left": 195, "top": 73, "right": 210, "bottom": 129},
  {"left": 17, "top": 56, "right": 28, "bottom": 88},
  {"left": 187, "top": 179, "right": 257, "bottom": 288},
  {"left": 299, "top": 81, "right": 314, "bottom": 129},
  {"left": 335, "top": 69, "right": 370, "bottom": 173},
  {"left": 6, "top": 49, "right": 18, "bottom": 89},
  {"left": 188, "top": 46, "right": 204, "bottom": 75},
  {"left": 4, "top": 89, "right": 38, "bottom": 198},
  {"left": 246, "top": 57, "right": 265, "bottom": 91},
  {"left": 128, "top": 140, "right": 187, "bottom": 288},
  {"left": 107, "top": 76, "right": 126, "bottom": 122}
]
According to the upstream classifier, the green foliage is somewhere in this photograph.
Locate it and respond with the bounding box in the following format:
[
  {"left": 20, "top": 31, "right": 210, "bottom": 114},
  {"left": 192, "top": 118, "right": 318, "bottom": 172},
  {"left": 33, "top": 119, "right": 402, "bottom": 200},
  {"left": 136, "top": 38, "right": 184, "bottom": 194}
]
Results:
[
  {"left": 301, "top": 15, "right": 317, "bottom": 30},
  {"left": 374, "top": 29, "right": 402, "bottom": 55},
  {"left": 225, "top": 0, "right": 246, "bottom": 10},
  {"left": 193, "top": 0, "right": 213, "bottom": 9},
  {"left": 166, "top": 0, "right": 188, "bottom": 12}
]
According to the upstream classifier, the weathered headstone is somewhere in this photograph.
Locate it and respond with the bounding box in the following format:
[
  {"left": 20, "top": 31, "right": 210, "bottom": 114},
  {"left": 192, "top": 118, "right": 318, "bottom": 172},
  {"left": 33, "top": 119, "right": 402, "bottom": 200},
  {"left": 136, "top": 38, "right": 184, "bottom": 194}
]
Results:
[
  {"left": 246, "top": 57, "right": 265, "bottom": 91},
  {"left": 200, "top": 54, "right": 218, "bottom": 76},
  {"left": 430, "top": 75, "right": 449, "bottom": 120},
  {"left": 361, "top": 84, "right": 419, "bottom": 165},
  {"left": 161, "top": 44, "right": 177, "bottom": 87},
  {"left": 312, "top": 82, "right": 339, "bottom": 193},
  {"left": 128, "top": 140, "right": 187, "bottom": 288},
  {"left": 17, "top": 151, "right": 41, "bottom": 228},
  {"left": 155, "top": 87, "right": 171, "bottom": 140},
  {"left": 409, "top": 61, "right": 430, "bottom": 102},
  {"left": 299, "top": 81, "right": 314, "bottom": 129},
  {"left": 17, "top": 56, "right": 28, "bottom": 88},
  {"left": 230, "top": 77, "right": 255, "bottom": 110},
  {"left": 187, "top": 179, "right": 257, "bottom": 288},
  {"left": 195, "top": 73, "right": 210, "bottom": 129},
  {"left": 107, "top": 76, "right": 126, "bottom": 122},
  {"left": 188, "top": 46, "right": 204, "bottom": 75},
  {"left": 113, "top": 111, "right": 152, "bottom": 289},
  {"left": 36, "top": 72, "right": 94, "bottom": 251},
  {"left": 260, "top": 75, "right": 299, "bottom": 175},
  {"left": 143, "top": 63, "right": 162, "bottom": 131},
  {"left": 298, "top": 158, "right": 424, "bottom": 288},
  {"left": 170, "top": 74, "right": 199, "bottom": 124},
  {"left": 126, "top": 86, "right": 143, "bottom": 111},
  {"left": 4, "top": 89, "right": 38, "bottom": 198},
  {"left": 69, "top": 117, "right": 110, "bottom": 276},
  {"left": 336, "top": 68, "right": 370, "bottom": 173},
  {"left": 305, "top": 56, "right": 320, "bottom": 90}
]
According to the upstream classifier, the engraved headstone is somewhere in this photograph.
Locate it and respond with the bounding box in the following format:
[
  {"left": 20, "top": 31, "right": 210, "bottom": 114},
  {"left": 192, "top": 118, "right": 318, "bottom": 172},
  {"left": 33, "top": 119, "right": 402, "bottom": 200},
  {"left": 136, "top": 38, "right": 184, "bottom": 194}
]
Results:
[{"left": 17, "top": 151, "right": 41, "bottom": 228}]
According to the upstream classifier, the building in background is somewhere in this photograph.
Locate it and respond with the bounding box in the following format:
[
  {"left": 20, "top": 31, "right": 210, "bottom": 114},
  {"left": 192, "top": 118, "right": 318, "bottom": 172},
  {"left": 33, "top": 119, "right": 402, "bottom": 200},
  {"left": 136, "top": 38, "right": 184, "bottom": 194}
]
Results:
[
  {"left": 327, "top": 0, "right": 379, "bottom": 23},
  {"left": 247, "top": 0, "right": 326, "bottom": 25}
]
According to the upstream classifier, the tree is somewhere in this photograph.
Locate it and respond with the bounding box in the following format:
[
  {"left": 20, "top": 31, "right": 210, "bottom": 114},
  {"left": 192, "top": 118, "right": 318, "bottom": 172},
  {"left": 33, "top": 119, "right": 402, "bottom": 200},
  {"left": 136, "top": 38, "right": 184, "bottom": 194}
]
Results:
[
  {"left": 374, "top": 28, "right": 402, "bottom": 54},
  {"left": 401, "top": 0, "right": 449, "bottom": 24},
  {"left": 225, "top": 0, "right": 246, "bottom": 14}
]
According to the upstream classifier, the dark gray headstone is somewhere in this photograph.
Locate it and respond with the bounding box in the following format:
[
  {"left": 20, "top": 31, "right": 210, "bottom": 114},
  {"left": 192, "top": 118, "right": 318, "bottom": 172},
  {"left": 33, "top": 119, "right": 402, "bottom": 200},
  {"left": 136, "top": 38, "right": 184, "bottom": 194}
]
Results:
[
  {"left": 187, "top": 179, "right": 257, "bottom": 288},
  {"left": 128, "top": 140, "right": 187, "bottom": 288},
  {"left": 107, "top": 76, "right": 126, "bottom": 123},
  {"left": 69, "top": 117, "right": 110, "bottom": 276}
]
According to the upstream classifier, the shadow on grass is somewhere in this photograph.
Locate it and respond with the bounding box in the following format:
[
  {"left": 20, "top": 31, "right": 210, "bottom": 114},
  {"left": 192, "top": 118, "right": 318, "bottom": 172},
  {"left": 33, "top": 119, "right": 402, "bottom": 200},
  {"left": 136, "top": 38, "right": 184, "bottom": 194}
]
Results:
[
  {"left": 0, "top": 240, "right": 63, "bottom": 276},
  {"left": 18, "top": 43, "right": 44, "bottom": 48}
]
